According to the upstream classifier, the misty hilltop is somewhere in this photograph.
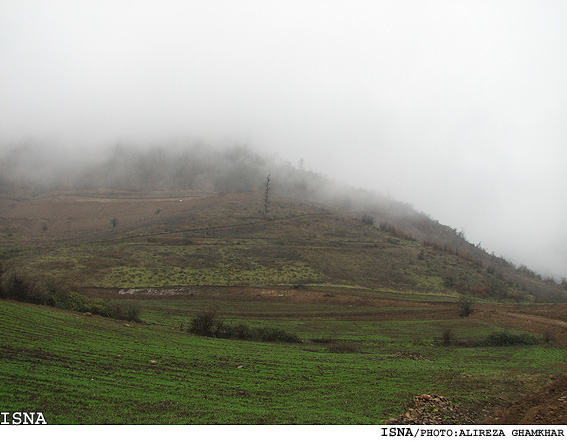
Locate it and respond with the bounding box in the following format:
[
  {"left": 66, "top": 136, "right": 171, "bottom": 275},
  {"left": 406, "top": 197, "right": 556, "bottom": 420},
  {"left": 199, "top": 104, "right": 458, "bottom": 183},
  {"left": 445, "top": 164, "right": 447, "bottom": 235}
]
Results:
[
  {"left": 1, "top": 2, "right": 565, "bottom": 285},
  {"left": 0, "top": 142, "right": 565, "bottom": 303}
]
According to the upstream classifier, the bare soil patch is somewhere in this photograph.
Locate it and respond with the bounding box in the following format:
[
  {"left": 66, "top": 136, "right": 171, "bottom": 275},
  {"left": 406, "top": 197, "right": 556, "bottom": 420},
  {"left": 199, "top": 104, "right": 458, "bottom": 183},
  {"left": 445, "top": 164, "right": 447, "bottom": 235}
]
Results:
[
  {"left": 81, "top": 285, "right": 567, "bottom": 328},
  {"left": 476, "top": 304, "right": 567, "bottom": 347},
  {"left": 484, "top": 374, "right": 567, "bottom": 424},
  {"left": 0, "top": 191, "right": 225, "bottom": 242},
  {"left": 81, "top": 285, "right": 460, "bottom": 321}
]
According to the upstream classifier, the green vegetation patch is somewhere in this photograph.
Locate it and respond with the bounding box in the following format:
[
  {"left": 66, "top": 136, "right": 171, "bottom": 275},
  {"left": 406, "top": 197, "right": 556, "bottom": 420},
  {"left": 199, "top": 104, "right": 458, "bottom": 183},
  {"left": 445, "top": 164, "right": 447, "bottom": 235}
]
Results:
[
  {"left": 0, "top": 268, "right": 140, "bottom": 321},
  {"left": 481, "top": 331, "right": 540, "bottom": 347},
  {"left": 1, "top": 299, "right": 562, "bottom": 424},
  {"left": 9, "top": 242, "right": 324, "bottom": 288}
]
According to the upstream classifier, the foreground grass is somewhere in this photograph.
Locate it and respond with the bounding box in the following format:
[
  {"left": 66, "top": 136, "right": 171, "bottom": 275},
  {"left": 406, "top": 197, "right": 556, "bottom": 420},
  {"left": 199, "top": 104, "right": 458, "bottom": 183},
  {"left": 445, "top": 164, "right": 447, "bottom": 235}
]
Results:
[{"left": 1, "top": 299, "right": 564, "bottom": 424}]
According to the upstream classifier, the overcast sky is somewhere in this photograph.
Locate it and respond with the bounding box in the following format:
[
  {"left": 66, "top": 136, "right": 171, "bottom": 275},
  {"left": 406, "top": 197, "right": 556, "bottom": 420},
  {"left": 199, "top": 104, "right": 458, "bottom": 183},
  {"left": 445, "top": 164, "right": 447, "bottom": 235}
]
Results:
[{"left": 1, "top": 1, "right": 566, "bottom": 278}]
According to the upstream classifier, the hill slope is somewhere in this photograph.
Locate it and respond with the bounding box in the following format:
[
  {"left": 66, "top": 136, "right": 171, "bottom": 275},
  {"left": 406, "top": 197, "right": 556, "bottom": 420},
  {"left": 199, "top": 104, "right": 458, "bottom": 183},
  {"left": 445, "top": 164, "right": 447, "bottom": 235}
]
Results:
[
  {"left": 1, "top": 190, "right": 564, "bottom": 302},
  {"left": 1, "top": 144, "right": 565, "bottom": 301}
]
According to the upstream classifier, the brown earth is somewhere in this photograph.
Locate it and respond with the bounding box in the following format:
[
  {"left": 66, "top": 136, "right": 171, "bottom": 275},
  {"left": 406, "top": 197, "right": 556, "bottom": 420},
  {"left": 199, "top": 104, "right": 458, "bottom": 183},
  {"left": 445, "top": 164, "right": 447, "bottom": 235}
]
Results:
[
  {"left": 81, "top": 285, "right": 459, "bottom": 321},
  {"left": 0, "top": 191, "right": 324, "bottom": 244},
  {"left": 0, "top": 191, "right": 218, "bottom": 242},
  {"left": 385, "top": 376, "right": 567, "bottom": 425},
  {"left": 475, "top": 304, "right": 567, "bottom": 347},
  {"left": 484, "top": 374, "right": 567, "bottom": 424}
]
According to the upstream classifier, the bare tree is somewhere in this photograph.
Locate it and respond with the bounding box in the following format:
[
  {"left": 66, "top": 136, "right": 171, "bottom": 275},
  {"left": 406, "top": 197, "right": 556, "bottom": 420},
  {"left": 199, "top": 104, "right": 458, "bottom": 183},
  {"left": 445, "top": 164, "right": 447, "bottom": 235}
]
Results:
[
  {"left": 263, "top": 174, "right": 271, "bottom": 218},
  {"left": 458, "top": 295, "right": 474, "bottom": 317}
]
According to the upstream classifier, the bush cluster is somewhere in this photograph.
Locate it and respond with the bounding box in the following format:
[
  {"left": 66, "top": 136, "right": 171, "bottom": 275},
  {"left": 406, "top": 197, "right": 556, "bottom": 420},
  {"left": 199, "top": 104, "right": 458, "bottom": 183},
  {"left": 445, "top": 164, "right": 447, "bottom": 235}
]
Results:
[
  {"left": 438, "top": 329, "right": 541, "bottom": 347},
  {"left": 0, "top": 265, "right": 140, "bottom": 321},
  {"left": 441, "top": 328, "right": 454, "bottom": 346},
  {"left": 189, "top": 309, "right": 301, "bottom": 343},
  {"left": 457, "top": 295, "right": 474, "bottom": 317},
  {"left": 481, "top": 331, "right": 539, "bottom": 347},
  {"left": 360, "top": 215, "right": 375, "bottom": 226}
]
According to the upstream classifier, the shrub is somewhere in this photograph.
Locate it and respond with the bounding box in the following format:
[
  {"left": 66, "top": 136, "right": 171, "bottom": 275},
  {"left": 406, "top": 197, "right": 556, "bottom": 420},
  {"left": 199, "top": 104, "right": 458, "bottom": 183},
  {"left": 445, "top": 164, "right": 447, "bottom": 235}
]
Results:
[
  {"left": 109, "top": 301, "right": 141, "bottom": 321},
  {"left": 360, "top": 215, "right": 375, "bottom": 226},
  {"left": 458, "top": 295, "right": 474, "bottom": 317},
  {"left": 0, "top": 270, "right": 141, "bottom": 321},
  {"left": 188, "top": 311, "right": 301, "bottom": 343},
  {"left": 3, "top": 273, "right": 45, "bottom": 304},
  {"left": 543, "top": 331, "right": 554, "bottom": 344},
  {"left": 211, "top": 320, "right": 231, "bottom": 338},
  {"left": 441, "top": 328, "right": 454, "bottom": 346},
  {"left": 253, "top": 326, "right": 302, "bottom": 343},
  {"left": 233, "top": 323, "right": 253, "bottom": 340},
  {"left": 482, "top": 331, "right": 539, "bottom": 347},
  {"left": 189, "top": 308, "right": 219, "bottom": 336}
]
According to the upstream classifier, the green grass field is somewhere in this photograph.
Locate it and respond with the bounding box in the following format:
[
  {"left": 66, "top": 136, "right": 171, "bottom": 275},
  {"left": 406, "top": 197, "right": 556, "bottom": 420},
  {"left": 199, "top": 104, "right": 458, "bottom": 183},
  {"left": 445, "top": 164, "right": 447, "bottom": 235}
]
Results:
[{"left": 1, "top": 298, "right": 564, "bottom": 424}]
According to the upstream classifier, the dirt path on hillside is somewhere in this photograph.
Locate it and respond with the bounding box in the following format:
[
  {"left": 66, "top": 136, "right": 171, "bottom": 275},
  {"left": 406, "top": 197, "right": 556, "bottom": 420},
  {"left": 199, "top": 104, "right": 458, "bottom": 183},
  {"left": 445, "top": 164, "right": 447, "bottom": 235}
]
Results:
[
  {"left": 499, "top": 312, "right": 567, "bottom": 328},
  {"left": 108, "top": 212, "right": 333, "bottom": 244},
  {"left": 477, "top": 307, "right": 567, "bottom": 347}
]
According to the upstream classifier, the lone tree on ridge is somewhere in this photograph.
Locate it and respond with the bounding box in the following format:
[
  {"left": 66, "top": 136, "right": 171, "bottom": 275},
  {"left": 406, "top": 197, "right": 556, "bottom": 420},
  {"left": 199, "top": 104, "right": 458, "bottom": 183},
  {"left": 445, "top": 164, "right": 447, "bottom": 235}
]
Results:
[{"left": 263, "top": 174, "right": 271, "bottom": 218}]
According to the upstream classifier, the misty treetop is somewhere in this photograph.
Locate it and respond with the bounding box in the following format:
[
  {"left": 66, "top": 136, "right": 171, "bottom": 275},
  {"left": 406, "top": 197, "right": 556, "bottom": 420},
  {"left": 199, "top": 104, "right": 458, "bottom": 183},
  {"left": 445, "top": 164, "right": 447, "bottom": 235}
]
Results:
[
  {"left": 0, "top": 142, "right": 413, "bottom": 215},
  {"left": 0, "top": 141, "right": 545, "bottom": 260}
]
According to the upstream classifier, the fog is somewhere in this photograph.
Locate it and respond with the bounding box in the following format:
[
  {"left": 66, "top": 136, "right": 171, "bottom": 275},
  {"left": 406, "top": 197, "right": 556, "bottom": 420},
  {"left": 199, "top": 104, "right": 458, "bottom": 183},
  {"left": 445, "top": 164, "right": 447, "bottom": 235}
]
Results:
[{"left": 1, "top": 1, "right": 566, "bottom": 279}]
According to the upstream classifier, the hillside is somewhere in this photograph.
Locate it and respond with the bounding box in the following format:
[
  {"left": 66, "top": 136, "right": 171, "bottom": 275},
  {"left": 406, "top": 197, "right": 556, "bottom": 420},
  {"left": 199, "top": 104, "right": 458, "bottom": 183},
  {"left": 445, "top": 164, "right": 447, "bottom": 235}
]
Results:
[
  {"left": 0, "top": 189, "right": 565, "bottom": 303},
  {"left": 1, "top": 144, "right": 564, "bottom": 302},
  {"left": 2, "top": 189, "right": 567, "bottom": 424}
]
